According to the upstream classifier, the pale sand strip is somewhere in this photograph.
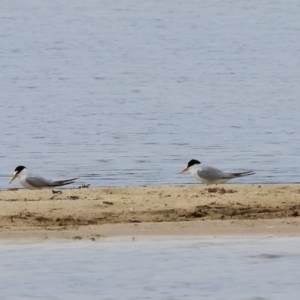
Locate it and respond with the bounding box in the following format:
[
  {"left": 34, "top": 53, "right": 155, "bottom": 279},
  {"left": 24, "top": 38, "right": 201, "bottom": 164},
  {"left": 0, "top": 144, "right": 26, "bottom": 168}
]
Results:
[{"left": 0, "top": 219, "right": 299, "bottom": 242}]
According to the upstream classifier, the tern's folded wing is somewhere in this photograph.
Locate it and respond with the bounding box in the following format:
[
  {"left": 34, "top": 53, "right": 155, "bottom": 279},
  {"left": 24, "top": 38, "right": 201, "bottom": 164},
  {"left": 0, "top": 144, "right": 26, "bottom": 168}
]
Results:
[
  {"left": 25, "top": 175, "right": 55, "bottom": 188},
  {"left": 197, "top": 166, "right": 226, "bottom": 180},
  {"left": 26, "top": 176, "right": 78, "bottom": 188}
]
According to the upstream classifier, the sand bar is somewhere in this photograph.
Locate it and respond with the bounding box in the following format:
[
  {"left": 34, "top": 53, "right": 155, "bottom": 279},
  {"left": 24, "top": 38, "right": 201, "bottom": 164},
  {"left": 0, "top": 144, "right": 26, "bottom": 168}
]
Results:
[{"left": 0, "top": 184, "right": 300, "bottom": 241}]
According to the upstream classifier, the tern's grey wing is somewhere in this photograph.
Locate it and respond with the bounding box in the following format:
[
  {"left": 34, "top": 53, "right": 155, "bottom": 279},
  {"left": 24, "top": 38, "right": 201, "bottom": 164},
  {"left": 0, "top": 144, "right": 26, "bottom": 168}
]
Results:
[
  {"left": 197, "top": 165, "right": 226, "bottom": 180},
  {"left": 25, "top": 175, "right": 55, "bottom": 188},
  {"left": 26, "top": 175, "right": 78, "bottom": 188}
]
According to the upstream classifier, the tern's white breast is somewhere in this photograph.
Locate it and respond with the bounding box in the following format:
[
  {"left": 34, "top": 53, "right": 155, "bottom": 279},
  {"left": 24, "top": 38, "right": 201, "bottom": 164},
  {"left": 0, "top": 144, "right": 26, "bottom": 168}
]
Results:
[{"left": 17, "top": 170, "right": 39, "bottom": 190}]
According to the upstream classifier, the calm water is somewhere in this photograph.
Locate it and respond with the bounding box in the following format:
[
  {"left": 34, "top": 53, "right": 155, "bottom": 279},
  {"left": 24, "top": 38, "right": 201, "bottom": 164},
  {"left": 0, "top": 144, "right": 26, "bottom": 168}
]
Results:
[
  {"left": 0, "top": 237, "right": 300, "bottom": 299},
  {"left": 1, "top": 0, "right": 300, "bottom": 189}
]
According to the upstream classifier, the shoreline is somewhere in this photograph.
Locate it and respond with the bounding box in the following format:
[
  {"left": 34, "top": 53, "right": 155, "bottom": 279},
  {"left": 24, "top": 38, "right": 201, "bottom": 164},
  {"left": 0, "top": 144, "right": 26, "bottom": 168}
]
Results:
[
  {"left": 0, "top": 219, "right": 299, "bottom": 243},
  {"left": 0, "top": 184, "right": 300, "bottom": 241}
]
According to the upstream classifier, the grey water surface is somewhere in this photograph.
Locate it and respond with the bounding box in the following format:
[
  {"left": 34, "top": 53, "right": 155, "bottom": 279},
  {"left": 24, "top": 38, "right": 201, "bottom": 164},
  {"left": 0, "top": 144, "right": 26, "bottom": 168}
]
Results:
[
  {"left": 0, "top": 237, "right": 300, "bottom": 300},
  {"left": 1, "top": 0, "right": 300, "bottom": 189}
]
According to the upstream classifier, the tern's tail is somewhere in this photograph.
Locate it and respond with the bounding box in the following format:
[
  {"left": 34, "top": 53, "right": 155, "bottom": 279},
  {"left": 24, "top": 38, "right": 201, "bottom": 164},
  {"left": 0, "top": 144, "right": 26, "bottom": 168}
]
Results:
[
  {"left": 231, "top": 171, "right": 255, "bottom": 178},
  {"left": 51, "top": 178, "right": 79, "bottom": 187}
]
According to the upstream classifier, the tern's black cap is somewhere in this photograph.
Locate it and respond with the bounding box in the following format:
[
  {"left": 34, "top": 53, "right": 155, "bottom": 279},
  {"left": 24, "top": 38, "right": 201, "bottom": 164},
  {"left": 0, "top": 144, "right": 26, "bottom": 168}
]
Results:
[
  {"left": 187, "top": 159, "right": 201, "bottom": 168},
  {"left": 14, "top": 166, "right": 26, "bottom": 174}
]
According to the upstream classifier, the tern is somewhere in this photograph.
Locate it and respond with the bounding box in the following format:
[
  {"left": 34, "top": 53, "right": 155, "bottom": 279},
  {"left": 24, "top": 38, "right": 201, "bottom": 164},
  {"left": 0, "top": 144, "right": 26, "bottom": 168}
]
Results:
[
  {"left": 9, "top": 166, "right": 78, "bottom": 190},
  {"left": 180, "top": 159, "right": 255, "bottom": 185}
]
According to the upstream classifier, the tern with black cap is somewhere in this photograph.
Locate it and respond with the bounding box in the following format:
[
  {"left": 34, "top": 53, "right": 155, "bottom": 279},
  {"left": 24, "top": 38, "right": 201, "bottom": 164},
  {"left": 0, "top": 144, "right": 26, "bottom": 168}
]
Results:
[
  {"left": 180, "top": 159, "right": 255, "bottom": 185},
  {"left": 9, "top": 166, "right": 78, "bottom": 190}
]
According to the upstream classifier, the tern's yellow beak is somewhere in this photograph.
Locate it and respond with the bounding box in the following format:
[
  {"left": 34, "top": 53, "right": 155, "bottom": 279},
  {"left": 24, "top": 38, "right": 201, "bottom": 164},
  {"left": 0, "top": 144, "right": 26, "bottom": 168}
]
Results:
[
  {"left": 179, "top": 167, "right": 189, "bottom": 174},
  {"left": 9, "top": 173, "right": 18, "bottom": 184}
]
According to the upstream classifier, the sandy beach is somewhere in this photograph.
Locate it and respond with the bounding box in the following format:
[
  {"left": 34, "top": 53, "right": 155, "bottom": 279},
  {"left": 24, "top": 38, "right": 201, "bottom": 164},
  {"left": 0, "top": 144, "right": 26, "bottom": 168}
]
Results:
[{"left": 0, "top": 184, "right": 300, "bottom": 240}]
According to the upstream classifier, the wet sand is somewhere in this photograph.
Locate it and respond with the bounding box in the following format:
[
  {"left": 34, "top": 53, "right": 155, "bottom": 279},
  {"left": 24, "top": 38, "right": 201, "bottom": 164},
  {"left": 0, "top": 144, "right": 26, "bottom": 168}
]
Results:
[{"left": 1, "top": 185, "right": 300, "bottom": 240}]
